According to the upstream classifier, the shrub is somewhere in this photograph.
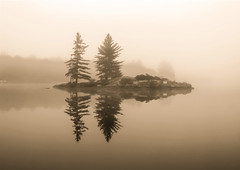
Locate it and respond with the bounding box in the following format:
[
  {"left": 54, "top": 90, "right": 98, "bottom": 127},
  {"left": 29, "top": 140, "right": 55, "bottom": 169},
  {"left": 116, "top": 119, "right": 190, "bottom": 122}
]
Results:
[
  {"left": 135, "top": 74, "right": 160, "bottom": 81},
  {"left": 148, "top": 80, "right": 159, "bottom": 88},
  {"left": 119, "top": 77, "right": 134, "bottom": 86}
]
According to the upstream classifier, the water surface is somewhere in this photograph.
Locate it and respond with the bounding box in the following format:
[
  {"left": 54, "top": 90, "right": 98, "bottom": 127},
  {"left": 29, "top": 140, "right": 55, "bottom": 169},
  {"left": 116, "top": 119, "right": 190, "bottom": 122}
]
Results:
[{"left": 1, "top": 84, "right": 240, "bottom": 170}]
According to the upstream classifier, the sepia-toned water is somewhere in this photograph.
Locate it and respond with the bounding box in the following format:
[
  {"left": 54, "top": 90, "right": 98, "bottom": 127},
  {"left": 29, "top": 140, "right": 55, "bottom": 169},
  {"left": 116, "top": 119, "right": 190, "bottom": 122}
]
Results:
[{"left": 1, "top": 84, "right": 240, "bottom": 170}]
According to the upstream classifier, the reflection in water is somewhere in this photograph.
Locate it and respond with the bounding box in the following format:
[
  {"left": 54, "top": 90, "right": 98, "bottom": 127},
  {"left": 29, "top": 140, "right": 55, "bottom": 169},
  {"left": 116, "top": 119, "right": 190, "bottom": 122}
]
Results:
[
  {"left": 65, "top": 92, "right": 91, "bottom": 142},
  {"left": 95, "top": 95, "right": 122, "bottom": 142},
  {"left": 119, "top": 88, "right": 192, "bottom": 102},
  {"left": 59, "top": 86, "right": 192, "bottom": 103},
  {"left": 63, "top": 88, "right": 192, "bottom": 142},
  {"left": 3, "top": 85, "right": 240, "bottom": 170}
]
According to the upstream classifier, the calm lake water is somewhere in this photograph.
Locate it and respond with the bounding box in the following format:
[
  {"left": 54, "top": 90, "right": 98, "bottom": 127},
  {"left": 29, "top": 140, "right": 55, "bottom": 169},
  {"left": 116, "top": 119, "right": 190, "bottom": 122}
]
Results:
[{"left": 1, "top": 84, "right": 240, "bottom": 170}]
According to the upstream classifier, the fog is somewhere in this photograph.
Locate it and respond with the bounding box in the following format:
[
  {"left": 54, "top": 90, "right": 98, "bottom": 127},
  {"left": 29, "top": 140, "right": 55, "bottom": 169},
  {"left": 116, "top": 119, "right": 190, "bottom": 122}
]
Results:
[
  {"left": 2, "top": 2, "right": 240, "bottom": 169},
  {"left": 0, "top": 54, "right": 176, "bottom": 83},
  {"left": 1, "top": 0, "right": 240, "bottom": 89},
  {"left": 0, "top": 54, "right": 67, "bottom": 83}
]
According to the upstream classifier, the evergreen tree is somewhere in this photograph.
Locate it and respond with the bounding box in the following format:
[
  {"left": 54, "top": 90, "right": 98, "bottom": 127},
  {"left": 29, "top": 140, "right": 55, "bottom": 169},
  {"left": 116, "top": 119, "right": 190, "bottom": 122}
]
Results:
[
  {"left": 65, "top": 92, "right": 91, "bottom": 142},
  {"left": 65, "top": 33, "right": 91, "bottom": 84},
  {"left": 95, "top": 34, "right": 123, "bottom": 85},
  {"left": 95, "top": 95, "right": 122, "bottom": 142}
]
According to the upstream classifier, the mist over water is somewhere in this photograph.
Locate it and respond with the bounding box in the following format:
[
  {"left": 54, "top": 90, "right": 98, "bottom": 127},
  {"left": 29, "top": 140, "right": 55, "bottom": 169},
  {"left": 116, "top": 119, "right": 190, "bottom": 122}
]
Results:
[
  {"left": 0, "top": 55, "right": 177, "bottom": 83},
  {"left": 1, "top": 0, "right": 240, "bottom": 169},
  {"left": 2, "top": 0, "right": 240, "bottom": 88}
]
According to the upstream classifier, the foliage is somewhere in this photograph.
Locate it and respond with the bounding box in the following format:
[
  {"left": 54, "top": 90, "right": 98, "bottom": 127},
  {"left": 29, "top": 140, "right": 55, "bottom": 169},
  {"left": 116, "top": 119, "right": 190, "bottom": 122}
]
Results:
[
  {"left": 135, "top": 74, "right": 161, "bottom": 81},
  {"left": 65, "top": 33, "right": 91, "bottom": 84},
  {"left": 95, "top": 34, "right": 123, "bottom": 85},
  {"left": 148, "top": 80, "right": 159, "bottom": 88},
  {"left": 119, "top": 77, "right": 134, "bottom": 86}
]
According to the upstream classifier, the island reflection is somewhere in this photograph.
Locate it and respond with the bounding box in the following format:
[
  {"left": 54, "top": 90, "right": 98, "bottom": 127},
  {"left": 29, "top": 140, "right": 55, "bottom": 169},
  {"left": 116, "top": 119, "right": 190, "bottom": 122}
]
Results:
[{"left": 64, "top": 88, "right": 192, "bottom": 142}]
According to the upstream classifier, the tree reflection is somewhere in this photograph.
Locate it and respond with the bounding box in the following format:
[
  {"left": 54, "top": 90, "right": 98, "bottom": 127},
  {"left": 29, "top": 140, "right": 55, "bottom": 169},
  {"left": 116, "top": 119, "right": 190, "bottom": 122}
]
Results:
[
  {"left": 65, "top": 92, "right": 91, "bottom": 142},
  {"left": 95, "top": 95, "right": 122, "bottom": 142},
  {"left": 61, "top": 87, "right": 192, "bottom": 143}
]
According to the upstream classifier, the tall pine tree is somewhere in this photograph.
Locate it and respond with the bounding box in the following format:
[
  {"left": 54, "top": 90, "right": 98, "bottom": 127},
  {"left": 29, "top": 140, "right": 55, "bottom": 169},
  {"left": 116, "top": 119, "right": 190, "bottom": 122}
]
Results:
[
  {"left": 65, "top": 33, "right": 91, "bottom": 84},
  {"left": 95, "top": 34, "right": 123, "bottom": 85}
]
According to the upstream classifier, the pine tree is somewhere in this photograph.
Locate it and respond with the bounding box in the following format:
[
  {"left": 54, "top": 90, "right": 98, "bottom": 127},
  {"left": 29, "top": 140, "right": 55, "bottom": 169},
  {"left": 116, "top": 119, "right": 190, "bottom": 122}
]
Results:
[
  {"left": 65, "top": 33, "right": 91, "bottom": 84},
  {"left": 95, "top": 34, "right": 123, "bottom": 85}
]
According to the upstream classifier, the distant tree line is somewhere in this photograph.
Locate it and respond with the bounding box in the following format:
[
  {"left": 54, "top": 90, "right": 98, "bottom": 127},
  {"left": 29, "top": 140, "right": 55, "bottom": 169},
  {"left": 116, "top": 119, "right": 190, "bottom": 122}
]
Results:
[{"left": 65, "top": 33, "right": 123, "bottom": 85}]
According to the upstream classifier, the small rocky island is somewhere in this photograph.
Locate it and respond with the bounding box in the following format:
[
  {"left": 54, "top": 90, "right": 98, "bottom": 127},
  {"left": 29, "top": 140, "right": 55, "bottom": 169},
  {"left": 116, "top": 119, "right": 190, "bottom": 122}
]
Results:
[
  {"left": 54, "top": 33, "right": 193, "bottom": 92},
  {"left": 54, "top": 73, "right": 192, "bottom": 89},
  {"left": 54, "top": 73, "right": 193, "bottom": 102}
]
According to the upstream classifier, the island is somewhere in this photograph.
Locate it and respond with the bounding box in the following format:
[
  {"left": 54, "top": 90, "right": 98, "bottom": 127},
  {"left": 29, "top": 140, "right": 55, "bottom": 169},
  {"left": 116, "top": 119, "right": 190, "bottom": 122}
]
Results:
[
  {"left": 54, "top": 73, "right": 193, "bottom": 102},
  {"left": 54, "top": 33, "right": 193, "bottom": 95},
  {"left": 54, "top": 73, "right": 192, "bottom": 89}
]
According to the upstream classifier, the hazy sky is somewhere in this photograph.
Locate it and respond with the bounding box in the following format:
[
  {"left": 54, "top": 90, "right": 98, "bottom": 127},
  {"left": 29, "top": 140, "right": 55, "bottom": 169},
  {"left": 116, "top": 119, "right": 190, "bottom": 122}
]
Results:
[{"left": 1, "top": 0, "right": 240, "bottom": 85}]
